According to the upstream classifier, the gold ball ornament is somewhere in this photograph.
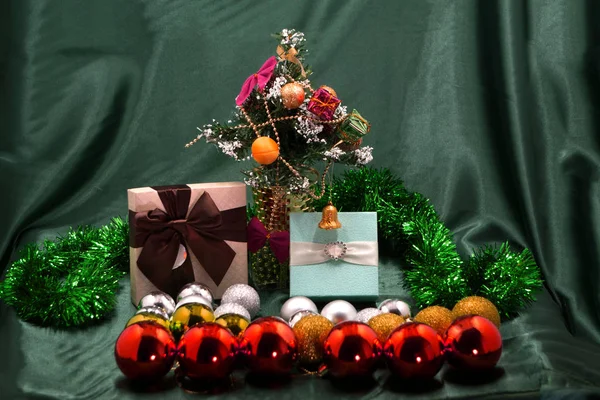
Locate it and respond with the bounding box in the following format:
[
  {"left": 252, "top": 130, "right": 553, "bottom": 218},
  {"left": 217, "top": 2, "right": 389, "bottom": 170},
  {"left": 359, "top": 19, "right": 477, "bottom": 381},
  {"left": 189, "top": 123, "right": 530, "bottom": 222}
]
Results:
[
  {"left": 251, "top": 136, "right": 279, "bottom": 165},
  {"left": 280, "top": 82, "right": 305, "bottom": 109},
  {"left": 215, "top": 314, "right": 251, "bottom": 337},
  {"left": 292, "top": 314, "right": 334, "bottom": 366},
  {"left": 319, "top": 85, "right": 337, "bottom": 97},
  {"left": 126, "top": 307, "right": 170, "bottom": 331},
  {"left": 368, "top": 313, "right": 405, "bottom": 343},
  {"left": 452, "top": 296, "right": 501, "bottom": 328},
  {"left": 414, "top": 306, "right": 454, "bottom": 335},
  {"left": 214, "top": 303, "right": 251, "bottom": 337},
  {"left": 170, "top": 296, "right": 215, "bottom": 338}
]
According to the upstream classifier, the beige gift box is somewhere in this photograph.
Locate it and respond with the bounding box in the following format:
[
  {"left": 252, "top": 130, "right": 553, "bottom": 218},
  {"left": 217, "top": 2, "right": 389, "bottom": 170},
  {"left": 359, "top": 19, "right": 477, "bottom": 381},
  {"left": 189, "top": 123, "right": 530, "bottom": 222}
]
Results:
[{"left": 128, "top": 182, "right": 247, "bottom": 304}]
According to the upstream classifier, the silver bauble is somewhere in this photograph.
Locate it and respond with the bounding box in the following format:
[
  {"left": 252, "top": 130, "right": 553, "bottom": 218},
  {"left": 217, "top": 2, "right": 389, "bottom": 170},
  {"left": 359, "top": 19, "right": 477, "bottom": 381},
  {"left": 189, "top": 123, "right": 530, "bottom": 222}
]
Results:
[
  {"left": 137, "top": 291, "right": 177, "bottom": 316},
  {"left": 176, "top": 282, "right": 214, "bottom": 304},
  {"left": 135, "top": 306, "right": 169, "bottom": 320},
  {"left": 280, "top": 296, "right": 318, "bottom": 321},
  {"left": 355, "top": 307, "right": 382, "bottom": 323},
  {"left": 214, "top": 303, "right": 251, "bottom": 320},
  {"left": 175, "top": 294, "right": 214, "bottom": 311},
  {"left": 221, "top": 284, "right": 260, "bottom": 318},
  {"left": 289, "top": 309, "right": 318, "bottom": 328},
  {"left": 320, "top": 300, "right": 357, "bottom": 324},
  {"left": 378, "top": 299, "right": 411, "bottom": 318}
]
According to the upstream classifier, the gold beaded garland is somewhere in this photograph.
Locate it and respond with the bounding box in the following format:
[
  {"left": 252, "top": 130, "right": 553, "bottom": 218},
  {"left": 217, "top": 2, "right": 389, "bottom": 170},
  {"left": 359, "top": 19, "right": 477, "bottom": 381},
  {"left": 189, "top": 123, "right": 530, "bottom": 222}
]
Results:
[
  {"left": 452, "top": 296, "right": 501, "bottom": 328},
  {"left": 414, "top": 306, "right": 454, "bottom": 335},
  {"left": 368, "top": 313, "right": 405, "bottom": 343},
  {"left": 292, "top": 314, "right": 334, "bottom": 366}
]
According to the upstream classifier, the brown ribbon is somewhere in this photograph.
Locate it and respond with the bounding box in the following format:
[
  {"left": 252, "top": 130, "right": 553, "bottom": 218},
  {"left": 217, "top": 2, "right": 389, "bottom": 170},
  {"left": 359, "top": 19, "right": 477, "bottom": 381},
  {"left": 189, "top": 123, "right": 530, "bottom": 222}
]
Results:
[
  {"left": 129, "top": 185, "right": 246, "bottom": 298},
  {"left": 277, "top": 45, "right": 307, "bottom": 78}
]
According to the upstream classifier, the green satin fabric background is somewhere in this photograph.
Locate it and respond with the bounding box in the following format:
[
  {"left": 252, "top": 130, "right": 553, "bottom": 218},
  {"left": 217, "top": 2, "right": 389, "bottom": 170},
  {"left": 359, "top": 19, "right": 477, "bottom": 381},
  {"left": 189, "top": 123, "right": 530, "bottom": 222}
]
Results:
[{"left": 2, "top": 0, "right": 600, "bottom": 398}]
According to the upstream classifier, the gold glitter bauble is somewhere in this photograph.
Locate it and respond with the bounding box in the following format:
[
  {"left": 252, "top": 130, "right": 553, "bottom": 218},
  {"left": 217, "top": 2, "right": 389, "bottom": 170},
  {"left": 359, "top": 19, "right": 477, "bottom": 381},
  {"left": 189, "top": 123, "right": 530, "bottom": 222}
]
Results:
[
  {"left": 368, "top": 313, "right": 405, "bottom": 343},
  {"left": 452, "top": 296, "right": 501, "bottom": 328},
  {"left": 319, "top": 85, "right": 337, "bottom": 97},
  {"left": 292, "top": 314, "right": 334, "bottom": 365},
  {"left": 280, "top": 82, "right": 305, "bottom": 109},
  {"left": 170, "top": 303, "right": 215, "bottom": 337},
  {"left": 215, "top": 314, "right": 251, "bottom": 337},
  {"left": 126, "top": 313, "right": 170, "bottom": 330},
  {"left": 414, "top": 306, "right": 454, "bottom": 335}
]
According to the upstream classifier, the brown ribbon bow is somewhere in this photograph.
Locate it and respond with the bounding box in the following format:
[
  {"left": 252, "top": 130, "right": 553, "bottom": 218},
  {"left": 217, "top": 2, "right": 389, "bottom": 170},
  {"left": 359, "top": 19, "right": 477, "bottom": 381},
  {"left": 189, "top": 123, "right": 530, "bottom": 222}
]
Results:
[
  {"left": 277, "top": 45, "right": 307, "bottom": 78},
  {"left": 130, "top": 185, "right": 246, "bottom": 298}
]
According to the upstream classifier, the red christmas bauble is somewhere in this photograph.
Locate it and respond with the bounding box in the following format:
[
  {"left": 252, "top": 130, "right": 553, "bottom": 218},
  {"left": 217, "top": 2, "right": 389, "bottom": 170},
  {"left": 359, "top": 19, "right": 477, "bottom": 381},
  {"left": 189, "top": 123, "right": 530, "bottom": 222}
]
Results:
[
  {"left": 323, "top": 321, "right": 382, "bottom": 378},
  {"left": 114, "top": 321, "right": 177, "bottom": 381},
  {"left": 384, "top": 322, "right": 444, "bottom": 380},
  {"left": 177, "top": 323, "right": 238, "bottom": 381},
  {"left": 239, "top": 317, "right": 298, "bottom": 375},
  {"left": 444, "top": 315, "right": 502, "bottom": 370}
]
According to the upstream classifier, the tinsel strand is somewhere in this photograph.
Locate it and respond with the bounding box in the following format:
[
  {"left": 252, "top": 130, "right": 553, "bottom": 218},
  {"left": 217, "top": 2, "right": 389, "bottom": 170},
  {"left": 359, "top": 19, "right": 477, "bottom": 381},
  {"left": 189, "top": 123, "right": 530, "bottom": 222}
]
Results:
[{"left": 0, "top": 217, "right": 129, "bottom": 328}]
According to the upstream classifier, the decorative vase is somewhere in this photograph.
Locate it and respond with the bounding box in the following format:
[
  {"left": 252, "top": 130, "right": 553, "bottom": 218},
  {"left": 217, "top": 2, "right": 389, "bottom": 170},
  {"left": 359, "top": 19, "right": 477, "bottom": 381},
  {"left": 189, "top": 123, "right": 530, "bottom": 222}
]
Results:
[{"left": 250, "top": 186, "right": 312, "bottom": 289}]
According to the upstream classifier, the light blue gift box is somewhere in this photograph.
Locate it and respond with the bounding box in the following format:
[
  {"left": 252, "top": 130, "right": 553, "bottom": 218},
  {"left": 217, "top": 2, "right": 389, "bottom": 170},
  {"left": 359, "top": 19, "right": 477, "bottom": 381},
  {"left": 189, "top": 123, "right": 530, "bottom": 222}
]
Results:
[{"left": 289, "top": 212, "right": 379, "bottom": 300}]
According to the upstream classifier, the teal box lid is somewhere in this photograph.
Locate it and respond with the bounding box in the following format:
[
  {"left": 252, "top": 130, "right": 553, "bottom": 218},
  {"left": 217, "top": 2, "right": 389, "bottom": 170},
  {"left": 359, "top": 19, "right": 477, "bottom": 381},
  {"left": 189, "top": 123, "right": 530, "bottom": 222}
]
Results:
[{"left": 289, "top": 212, "right": 379, "bottom": 300}]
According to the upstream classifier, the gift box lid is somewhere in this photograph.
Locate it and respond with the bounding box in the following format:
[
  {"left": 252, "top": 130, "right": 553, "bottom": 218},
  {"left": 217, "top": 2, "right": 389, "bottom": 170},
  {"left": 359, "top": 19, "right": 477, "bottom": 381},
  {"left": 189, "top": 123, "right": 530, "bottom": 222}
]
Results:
[
  {"left": 127, "top": 182, "right": 246, "bottom": 213},
  {"left": 128, "top": 181, "right": 245, "bottom": 194}
]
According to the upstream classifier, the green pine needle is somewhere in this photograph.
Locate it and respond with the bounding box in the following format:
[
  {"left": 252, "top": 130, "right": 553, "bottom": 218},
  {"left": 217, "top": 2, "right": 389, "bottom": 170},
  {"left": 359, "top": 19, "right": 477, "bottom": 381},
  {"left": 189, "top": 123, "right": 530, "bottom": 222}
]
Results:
[
  {"left": 0, "top": 217, "right": 129, "bottom": 328},
  {"left": 247, "top": 202, "right": 258, "bottom": 221}
]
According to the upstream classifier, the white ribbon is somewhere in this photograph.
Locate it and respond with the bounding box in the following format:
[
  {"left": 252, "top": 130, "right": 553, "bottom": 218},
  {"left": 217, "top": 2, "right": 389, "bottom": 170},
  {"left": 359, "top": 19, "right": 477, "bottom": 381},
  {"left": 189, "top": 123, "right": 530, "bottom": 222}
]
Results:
[{"left": 290, "top": 241, "right": 378, "bottom": 266}]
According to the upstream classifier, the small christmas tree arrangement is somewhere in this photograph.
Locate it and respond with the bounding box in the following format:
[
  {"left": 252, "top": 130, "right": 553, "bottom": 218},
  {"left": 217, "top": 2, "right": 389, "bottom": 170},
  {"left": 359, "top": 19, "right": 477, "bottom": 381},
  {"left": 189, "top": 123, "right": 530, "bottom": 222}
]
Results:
[{"left": 187, "top": 29, "right": 373, "bottom": 288}]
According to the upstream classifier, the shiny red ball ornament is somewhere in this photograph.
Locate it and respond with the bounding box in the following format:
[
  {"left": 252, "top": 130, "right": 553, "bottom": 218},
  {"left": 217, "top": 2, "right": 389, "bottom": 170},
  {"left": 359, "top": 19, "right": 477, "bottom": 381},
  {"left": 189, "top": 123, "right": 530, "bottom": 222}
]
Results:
[
  {"left": 114, "top": 321, "right": 177, "bottom": 381},
  {"left": 177, "top": 323, "right": 238, "bottom": 381},
  {"left": 323, "top": 321, "right": 382, "bottom": 378},
  {"left": 384, "top": 322, "right": 444, "bottom": 380},
  {"left": 444, "top": 315, "right": 503, "bottom": 370},
  {"left": 239, "top": 317, "right": 298, "bottom": 375}
]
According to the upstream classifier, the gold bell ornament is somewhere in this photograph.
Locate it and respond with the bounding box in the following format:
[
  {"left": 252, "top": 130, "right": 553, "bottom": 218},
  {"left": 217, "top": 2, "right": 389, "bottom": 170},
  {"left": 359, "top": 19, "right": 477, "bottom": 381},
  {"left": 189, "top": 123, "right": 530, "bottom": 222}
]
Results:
[{"left": 319, "top": 201, "right": 342, "bottom": 230}]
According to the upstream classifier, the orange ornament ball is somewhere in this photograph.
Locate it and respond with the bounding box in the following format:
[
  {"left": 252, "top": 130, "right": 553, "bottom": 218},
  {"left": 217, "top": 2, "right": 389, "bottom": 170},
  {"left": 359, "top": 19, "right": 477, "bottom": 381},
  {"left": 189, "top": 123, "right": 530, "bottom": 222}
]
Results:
[
  {"left": 320, "top": 85, "right": 337, "bottom": 97},
  {"left": 251, "top": 137, "right": 279, "bottom": 165}
]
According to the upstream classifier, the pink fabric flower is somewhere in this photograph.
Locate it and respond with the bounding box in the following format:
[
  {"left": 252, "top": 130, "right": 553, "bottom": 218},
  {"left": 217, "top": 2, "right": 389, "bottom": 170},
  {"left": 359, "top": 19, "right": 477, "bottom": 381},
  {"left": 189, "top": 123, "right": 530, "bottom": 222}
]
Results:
[{"left": 235, "top": 56, "right": 278, "bottom": 106}]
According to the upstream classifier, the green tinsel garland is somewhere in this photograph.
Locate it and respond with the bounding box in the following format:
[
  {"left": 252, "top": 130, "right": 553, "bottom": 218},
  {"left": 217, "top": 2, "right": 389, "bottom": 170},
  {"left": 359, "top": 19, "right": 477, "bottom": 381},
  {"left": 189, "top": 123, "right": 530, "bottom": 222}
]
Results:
[
  {"left": 311, "top": 167, "right": 543, "bottom": 318},
  {"left": 0, "top": 217, "right": 129, "bottom": 328},
  {"left": 466, "top": 243, "right": 541, "bottom": 316}
]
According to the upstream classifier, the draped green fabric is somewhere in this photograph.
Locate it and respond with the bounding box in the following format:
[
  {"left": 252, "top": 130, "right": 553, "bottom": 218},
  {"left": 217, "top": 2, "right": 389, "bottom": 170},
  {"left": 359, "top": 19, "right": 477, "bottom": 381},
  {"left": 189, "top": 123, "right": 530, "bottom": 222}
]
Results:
[{"left": 2, "top": 0, "right": 600, "bottom": 398}]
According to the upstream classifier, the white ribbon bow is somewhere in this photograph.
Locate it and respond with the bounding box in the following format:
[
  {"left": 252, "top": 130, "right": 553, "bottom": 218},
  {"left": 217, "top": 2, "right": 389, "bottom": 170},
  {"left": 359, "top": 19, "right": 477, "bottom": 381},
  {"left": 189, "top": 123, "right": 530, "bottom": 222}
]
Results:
[{"left": 290, "top": 241, "right": 378, "bottom": 266}]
